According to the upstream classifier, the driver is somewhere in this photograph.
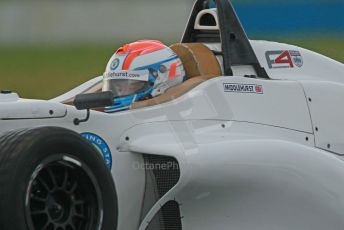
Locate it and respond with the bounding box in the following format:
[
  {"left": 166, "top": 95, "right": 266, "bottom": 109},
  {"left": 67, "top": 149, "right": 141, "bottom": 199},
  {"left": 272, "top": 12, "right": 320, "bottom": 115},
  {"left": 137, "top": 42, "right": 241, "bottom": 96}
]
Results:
[{"left": 102, "top": 40, "right": 186, "bottom": 112}]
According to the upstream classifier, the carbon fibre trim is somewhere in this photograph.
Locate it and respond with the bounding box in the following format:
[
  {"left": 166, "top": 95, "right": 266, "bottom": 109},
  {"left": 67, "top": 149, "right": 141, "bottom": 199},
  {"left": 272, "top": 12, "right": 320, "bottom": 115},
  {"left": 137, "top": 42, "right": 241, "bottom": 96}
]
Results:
[
  {"left": 146, "top": 201, "right": 182, "bottom": 230},
  {"left": 141, "top": 155, "right": 182, "bottom": 229}
]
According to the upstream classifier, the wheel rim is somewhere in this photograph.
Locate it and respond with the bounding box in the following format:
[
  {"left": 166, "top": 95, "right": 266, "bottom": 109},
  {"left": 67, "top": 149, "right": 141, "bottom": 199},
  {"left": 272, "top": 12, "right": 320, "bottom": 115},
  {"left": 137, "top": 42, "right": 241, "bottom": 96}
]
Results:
[{"left": 25, "top": 155, "right": 103, "bottom": 230}]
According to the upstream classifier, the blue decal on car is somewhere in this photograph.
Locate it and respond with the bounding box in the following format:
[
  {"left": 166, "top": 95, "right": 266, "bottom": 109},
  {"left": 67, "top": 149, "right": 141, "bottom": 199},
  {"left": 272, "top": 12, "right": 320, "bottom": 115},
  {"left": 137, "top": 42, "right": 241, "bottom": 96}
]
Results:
[
  {"left": 110, "top": 58, "right": 120, "bottom": 70},
  {"left": 81, "top": 133, "right": 112, "bottom": 170}
]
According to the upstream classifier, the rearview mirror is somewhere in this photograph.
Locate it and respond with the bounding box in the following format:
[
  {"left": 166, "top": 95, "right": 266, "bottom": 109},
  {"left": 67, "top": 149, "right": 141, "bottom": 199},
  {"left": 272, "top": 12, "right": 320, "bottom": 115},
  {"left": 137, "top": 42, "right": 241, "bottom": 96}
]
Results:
[{"left": 74, "top": 91, "right": 114, "bottom": 110}]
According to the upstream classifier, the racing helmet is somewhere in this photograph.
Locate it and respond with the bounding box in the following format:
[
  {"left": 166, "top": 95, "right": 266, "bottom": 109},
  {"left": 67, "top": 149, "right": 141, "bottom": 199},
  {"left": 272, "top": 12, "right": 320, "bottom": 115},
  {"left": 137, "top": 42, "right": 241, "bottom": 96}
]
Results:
[{"left": 102, "top": 40, "right": 186, "bottom": 112}]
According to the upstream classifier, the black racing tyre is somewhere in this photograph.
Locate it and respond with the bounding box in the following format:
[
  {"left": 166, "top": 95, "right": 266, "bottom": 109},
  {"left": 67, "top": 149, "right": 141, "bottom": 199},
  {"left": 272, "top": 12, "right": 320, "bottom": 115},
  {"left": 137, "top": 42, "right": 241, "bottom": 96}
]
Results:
[{"left": 0, "top": 127, "right": 118, "bottom": 230}]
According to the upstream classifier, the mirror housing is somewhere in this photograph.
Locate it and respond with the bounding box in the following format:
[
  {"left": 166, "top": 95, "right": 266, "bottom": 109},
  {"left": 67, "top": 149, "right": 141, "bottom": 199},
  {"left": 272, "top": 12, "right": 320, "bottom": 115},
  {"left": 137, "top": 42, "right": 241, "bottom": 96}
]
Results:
[{"left": 74, "top": 91, "right": 114, "bottom": 110}]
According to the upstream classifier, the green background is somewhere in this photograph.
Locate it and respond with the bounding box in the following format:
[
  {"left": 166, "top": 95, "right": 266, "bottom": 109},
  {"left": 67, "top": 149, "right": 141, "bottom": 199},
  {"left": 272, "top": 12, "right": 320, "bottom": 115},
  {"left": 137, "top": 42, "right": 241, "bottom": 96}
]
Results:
[{"left": 1, "top": 39, "right": 343, "bottom": 99}]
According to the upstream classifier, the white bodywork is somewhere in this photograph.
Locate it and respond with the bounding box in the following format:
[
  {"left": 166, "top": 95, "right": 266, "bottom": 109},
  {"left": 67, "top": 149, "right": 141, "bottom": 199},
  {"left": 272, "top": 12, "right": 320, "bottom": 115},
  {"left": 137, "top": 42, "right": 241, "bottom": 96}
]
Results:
[{"left": 1, "top": 36, "right": 344, "bottom": 230}]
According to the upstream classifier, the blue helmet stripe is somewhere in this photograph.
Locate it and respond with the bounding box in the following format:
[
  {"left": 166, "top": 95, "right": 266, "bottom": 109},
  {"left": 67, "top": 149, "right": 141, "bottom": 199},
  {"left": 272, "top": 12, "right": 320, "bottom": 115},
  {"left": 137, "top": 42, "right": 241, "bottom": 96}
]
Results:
[{"left": 134, "top": 55, "right": 179, "bottom": 71}]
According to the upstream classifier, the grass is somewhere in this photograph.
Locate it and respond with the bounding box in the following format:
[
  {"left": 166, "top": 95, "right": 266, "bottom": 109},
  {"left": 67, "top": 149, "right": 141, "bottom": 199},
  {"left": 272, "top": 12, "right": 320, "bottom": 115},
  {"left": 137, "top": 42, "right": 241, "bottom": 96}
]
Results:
[
  {"left": 277, "top": 38, "right": 344, "bottom": 63},
  {"left": 0, "top": 45, "right": 115, "bottom": 99},
  {"left": 0, "top": 39, "right": 343, "bottom": 99}
]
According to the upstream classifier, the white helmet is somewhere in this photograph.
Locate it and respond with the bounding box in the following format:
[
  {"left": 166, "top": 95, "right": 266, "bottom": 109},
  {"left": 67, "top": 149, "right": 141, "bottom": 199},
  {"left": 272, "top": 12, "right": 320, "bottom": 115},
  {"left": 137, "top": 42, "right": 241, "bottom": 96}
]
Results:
[{"left": 102, "top": 40, "right": 186, "bottom": 112}]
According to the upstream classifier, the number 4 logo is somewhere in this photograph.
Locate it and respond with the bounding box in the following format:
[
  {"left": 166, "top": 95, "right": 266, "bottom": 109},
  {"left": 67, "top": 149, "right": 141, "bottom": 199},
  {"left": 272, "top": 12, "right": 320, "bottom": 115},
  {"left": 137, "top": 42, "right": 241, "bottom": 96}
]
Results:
[
  {"left": 274, "top": 51, "right": 294, "bottom": 68},
  {"left": 266, "top": 50, "right": 299, "bottom": 69}
]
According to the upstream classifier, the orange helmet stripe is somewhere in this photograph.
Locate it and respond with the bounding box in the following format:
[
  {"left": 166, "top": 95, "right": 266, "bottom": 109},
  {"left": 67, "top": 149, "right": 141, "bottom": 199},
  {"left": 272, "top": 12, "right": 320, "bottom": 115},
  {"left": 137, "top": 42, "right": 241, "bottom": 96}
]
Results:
[
  {"left": 169, "top": 62, "right": 178, "bottom": 80},
  {"left": 116, "top": 40, "right": 167, "bottom": 70}
]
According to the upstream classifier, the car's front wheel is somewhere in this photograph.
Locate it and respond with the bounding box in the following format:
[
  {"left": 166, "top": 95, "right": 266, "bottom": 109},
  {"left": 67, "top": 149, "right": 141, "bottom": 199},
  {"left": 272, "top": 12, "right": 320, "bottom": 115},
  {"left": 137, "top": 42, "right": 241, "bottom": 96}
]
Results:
[{"left": 0, "top": 127, "right": 117, "bottom": 230}]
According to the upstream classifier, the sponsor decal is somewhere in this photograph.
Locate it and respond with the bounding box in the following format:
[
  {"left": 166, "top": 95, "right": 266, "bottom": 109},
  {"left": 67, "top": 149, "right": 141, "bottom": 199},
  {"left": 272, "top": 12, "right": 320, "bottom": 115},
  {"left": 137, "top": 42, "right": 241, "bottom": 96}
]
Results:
[
  {"left": 110, "top": 58, "right": 120, "bottom": 70},
  {"left": 265, "top": 50, "right": 303, "bottom": 69},
  {"left": 289, "top": 50, "right": 303, "bottom": 67},
  {"left": 223, "top": 83, "right": 263, "bottom": 94},
  {"left": 104, "top": 70, "right": 149, "bottom": 81},
  {"left": 81, "top": 133, "right": 112, "bottom": 170}
]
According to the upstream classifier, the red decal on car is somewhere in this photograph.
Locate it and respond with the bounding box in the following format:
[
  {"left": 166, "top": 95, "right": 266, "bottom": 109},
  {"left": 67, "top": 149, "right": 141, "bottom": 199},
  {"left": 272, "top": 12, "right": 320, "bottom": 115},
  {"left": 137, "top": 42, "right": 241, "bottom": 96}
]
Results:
[
  {"left": 274, "top": 51, "right": 294, "bottom": 68},
  {"left": 266, "top": 50, "right": 303, "bottom": 69}
]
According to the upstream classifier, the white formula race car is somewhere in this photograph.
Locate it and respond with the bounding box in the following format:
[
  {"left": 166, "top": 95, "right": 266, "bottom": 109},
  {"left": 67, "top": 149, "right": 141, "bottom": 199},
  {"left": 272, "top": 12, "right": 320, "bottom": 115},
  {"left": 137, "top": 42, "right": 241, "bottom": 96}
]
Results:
[{"left": 1, "top": 0, "right": 344, "bottom": 230}]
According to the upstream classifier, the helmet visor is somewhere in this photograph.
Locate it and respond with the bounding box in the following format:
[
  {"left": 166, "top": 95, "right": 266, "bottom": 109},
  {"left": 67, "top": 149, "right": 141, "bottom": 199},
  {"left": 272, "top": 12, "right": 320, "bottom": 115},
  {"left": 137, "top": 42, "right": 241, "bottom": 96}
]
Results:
[{"left": 103, "top": 70, "right": 151, "bottom": 97}]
